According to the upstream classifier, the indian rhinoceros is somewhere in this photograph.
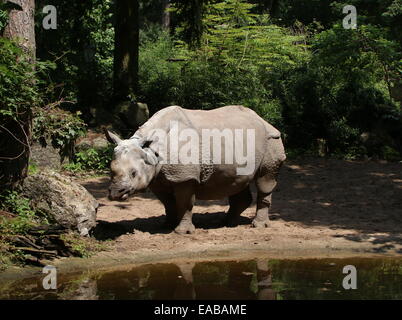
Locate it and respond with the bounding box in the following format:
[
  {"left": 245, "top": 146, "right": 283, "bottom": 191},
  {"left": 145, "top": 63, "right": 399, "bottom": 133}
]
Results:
[{"left": 105, "top": 105, "right": 286, "bottom": 234}]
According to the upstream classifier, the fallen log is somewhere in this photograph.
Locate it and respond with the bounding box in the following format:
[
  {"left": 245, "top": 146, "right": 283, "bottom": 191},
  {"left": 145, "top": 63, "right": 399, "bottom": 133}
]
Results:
[{"left": 11, "top": 246, "right": 58, "bottom": 258}]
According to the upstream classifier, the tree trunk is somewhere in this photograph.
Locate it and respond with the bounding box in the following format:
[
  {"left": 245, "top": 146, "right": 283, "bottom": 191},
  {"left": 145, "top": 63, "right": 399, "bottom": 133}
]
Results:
[
  {"left": 162, "top": 0, "right": 171, "bottom": 29},
  {"left": 0, "top": 0, "right": 35, "bottom": 191},
  {"left": 113, "top": 0, "right": 139, "bottom": 102},
  {"left": 3, "top": 0, "right": 36, "bottom": 61}
]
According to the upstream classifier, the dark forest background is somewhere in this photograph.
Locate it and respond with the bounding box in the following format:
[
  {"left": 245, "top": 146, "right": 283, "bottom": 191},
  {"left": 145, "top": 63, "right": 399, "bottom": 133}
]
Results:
[{"left": 1, "top": 0, "right": 402, "bottom": 189}]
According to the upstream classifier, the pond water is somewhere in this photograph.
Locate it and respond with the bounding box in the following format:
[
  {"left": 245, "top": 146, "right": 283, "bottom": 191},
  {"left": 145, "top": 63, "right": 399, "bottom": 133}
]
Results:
[{"left": 0, "top": 257, "right": 401, "bottom": 300}]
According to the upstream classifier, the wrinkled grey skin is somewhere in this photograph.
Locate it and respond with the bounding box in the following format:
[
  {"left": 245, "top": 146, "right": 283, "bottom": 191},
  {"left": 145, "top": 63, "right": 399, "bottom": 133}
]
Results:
[{"left": 106, "top": 105, "right": 286, "bottom": 234}]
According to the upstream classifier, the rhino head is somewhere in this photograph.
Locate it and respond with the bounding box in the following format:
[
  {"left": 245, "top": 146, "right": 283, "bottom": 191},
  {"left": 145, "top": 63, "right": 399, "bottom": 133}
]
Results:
[{"left": 104, "top": 130, "right": 160, "bottom": 201}]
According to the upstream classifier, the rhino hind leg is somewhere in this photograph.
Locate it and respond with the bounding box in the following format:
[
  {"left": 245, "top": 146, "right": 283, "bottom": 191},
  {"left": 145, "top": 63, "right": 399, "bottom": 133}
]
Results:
[
  {"left": 253, "top": 175, "right": 278, "bottom": 228},
  {"left": 225, "top": 186, "right": 253, "bottom": 227},
  {"left": 174, "top": 182, "right": 196, "bottom": 235}
]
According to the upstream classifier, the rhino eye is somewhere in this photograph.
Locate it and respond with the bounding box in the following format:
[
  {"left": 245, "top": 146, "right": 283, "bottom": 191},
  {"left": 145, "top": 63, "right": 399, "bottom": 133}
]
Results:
[{"left": 131, "top": 171, "right": 136, "bottom": 177}]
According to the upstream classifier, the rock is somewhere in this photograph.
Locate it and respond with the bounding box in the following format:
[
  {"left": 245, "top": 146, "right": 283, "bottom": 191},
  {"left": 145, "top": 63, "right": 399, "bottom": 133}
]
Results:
[
  {"left": 22, "top": 171, "right": 98, "bottom": 236},
  {"left": 92, "top": 137, "right": 109, "bottom": 149},
  {"left": 114, "top": 101, "right": 150, "bottom": 136},
  {"left": 30, "top": 142, "right": 63, "bottom": 169},
  {"left": 75, "top": 137, "right": 108, "bottom": 152},
  {"left": 75, "top": 132, "right": 109, "bottom": 151},
  {"left": 75, "top": 138, "right": 92, "bottom": 151}
]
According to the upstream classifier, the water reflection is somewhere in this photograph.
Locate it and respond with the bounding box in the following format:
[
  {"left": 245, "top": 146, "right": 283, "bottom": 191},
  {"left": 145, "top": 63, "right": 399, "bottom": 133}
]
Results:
[{"left": 0, "top": 257, "right": 401, "bottom": 300}]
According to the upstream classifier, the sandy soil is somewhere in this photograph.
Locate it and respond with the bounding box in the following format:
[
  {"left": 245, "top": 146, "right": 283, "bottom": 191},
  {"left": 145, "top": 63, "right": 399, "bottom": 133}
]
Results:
[{"left": 71, "top": 158, "right": 402, "bottom": 266}]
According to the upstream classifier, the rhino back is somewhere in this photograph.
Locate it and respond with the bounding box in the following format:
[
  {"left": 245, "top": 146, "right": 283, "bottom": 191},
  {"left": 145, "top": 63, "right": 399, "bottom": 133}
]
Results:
[{"left": 137, "top": 105, "right": 285, "bottom": 185}]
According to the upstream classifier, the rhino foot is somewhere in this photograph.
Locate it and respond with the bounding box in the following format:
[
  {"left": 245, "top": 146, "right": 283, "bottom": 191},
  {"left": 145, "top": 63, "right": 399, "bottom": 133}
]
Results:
[
  {"left": 224, "top": 216, "right": 240, "bottom": 228},
  {"left": 163, "top": 217, "right": 178, "bottom": 230},
  {"left": 174, "top": 222, "right": 196, "bottom": 235},
  {"left": 252, "top": 219, "right": 270, "bottom": 228}
]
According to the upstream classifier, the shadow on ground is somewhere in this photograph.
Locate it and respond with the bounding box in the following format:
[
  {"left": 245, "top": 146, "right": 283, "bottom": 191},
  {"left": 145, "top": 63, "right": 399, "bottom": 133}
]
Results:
[
  {"left": 272, "top": 159, "right": 402, "bottom": 249},
  {"left": 93, "top": 212, "right": 251, "bottom": 240},
  {"left": 83, "top": 159, "right": 402, "bottom": 250}
]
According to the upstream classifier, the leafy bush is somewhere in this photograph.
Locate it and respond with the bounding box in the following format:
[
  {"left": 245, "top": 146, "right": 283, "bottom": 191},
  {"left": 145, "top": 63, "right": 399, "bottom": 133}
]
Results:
[
  {"left": 138, "top": 30, "right": 182, "bottom": 113},
  {"left": 35, "top": 0, "right": 115, "bottom": 117},
  {"left": 0, "top": 191, "right": 38, "bottom": 235},
  {"left": 33, "top": 107, "right": 87, "bottom": 160},
  {"left": 0, "top": 36, "right": 87, "bottom": 164},
  {"left": 138, "top": 32, "right": 282, "bottom": 121},
  {"left": 0, "top": 38, "right": 40, "bottom": 122},
  {"left": 63, "top": 146, "right": 113, "bottom": 172},
  {"left": 278, "top": 24, "right": 402, "bottom": 158},
  {"left": 139, "top": 3, "right": 308, "bottom": 130},
  {"left": 0, "top": 2, "right": 8, "bottom": 33},
  {"left": 139, "top": 14, "right": 402, "bottom": 160}
]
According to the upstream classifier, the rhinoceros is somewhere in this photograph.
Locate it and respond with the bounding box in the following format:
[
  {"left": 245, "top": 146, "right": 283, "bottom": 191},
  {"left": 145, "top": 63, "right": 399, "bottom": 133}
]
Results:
[{"left": 105, "top": 105, "right": 286, "bottom": 234}]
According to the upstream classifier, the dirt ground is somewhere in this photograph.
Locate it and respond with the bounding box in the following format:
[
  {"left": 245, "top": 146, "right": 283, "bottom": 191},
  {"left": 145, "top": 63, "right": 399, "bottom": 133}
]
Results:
[{"left": 79, "top": 158, "right": 402, "bottom": 264}]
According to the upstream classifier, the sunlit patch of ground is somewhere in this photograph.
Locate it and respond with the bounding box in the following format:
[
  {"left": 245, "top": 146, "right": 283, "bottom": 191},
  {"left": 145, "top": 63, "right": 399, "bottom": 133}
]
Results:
[{"left": 79, "top": 159, "right": 402, "bottom": 258}]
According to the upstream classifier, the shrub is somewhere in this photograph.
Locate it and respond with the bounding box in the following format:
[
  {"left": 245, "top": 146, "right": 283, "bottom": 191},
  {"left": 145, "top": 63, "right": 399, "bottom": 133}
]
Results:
[
  {"left": 139, "top": 3, "right": 401, "bottom": 160},
  {"left": 35, "top": 0, "right": 115, "bottom": 115},
  {"left": 33, "top": 107, "right": 87, "bottom": 160},
  {"left": 138, "top": 30, "right": 182, "bottom": 113},
  {"left": 138, "top": 23, "right": 303, "bottom": 129},
  {"left": 0, "top": 191, "right": 38, "bottom": 235},
  {"left": 63, "top": 146, "right": 114, "bottom": 172},
  {"left": 0, "top": 38, "right": 40, "bottom": 123},
  {"left": 0, "top": 37, "right": 85, "bottom": 165},
  {"left": 277, "top": 24, "right": 402, "bottom": 157}
]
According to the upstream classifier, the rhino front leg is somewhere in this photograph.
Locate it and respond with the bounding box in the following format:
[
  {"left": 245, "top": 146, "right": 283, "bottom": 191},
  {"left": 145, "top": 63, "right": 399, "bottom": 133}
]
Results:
[
  {"left": 153, "top": 191, "right": 177, "bottom": 229},
  {"left": 174, "top": 182, "right": 196, "bottom": 234},
  {"left": 253, "top": 175, "right": 277, "bottom": 228}
]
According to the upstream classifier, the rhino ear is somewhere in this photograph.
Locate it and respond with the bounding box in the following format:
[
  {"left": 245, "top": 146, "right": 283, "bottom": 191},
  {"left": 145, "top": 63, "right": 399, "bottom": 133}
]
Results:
[
  {"left": 141, "top": 139, "right": 153, "bottom": 149},
  {"left": 104, "top": 128, "right": 122, "bottom": 144},
  {"left": 140, "top": 134, "right": 159, "bottom": 149},
  {"left": 142, "top": 148, "right": 159, "bottom": 166},
  {"left": 140, "top": 136, "right": 163, "bottom": 165}
]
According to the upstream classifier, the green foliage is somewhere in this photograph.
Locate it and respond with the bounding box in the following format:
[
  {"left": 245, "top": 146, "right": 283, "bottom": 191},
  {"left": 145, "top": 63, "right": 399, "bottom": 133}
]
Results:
[
  {"left": 382, "top": 145, "right": 401, "bottom": 161},
  {"left": 33, "top": 107, "right": 87, "bottom": 159},
  {"left": 0, "top": 38, "right": 39, "bottom": 122},
  {"left": 0, "top": 191, "right": 37, "bottom": 235},
  {"left": 64, "top": 146, "right": 114, "bottom": 172},
  {"left": 35, "top": 0, "right": 115, "bottom": 116},
  {"left": 201, "top": 0, "right": 308, "bottom": 67},
  {"left": 138, "top": 30, "right": 182, "bottom": 113},
  {"left": 0, "top": 38, "right": 72, "bottom": 173},
  {"left": 171, "top": 0, "right": 209, "bottom": 48},
  {"left": 139, "top": 30, "right": 281, "bottom": 120},
  {"left": 0, "top": 1, "right": 9, "bottom": 33},
  {"left": 140, "top": 1, "right": 402, "bottom": 159},
  {"left": 60, "top": 233, "right": 106, "bottom": 258},
  {"left": 3, "top": 0, "right": 400, "bottom": 162},
  {"left": 278, "top": 23, "right": 402, "bottom": 157},
  {"left": 139, "top": 2, "right": 308, "bottom": 128},
  {"left": 0, "top": 34, "right": 86, "bottom": 162},
  {"left": 28, "top": 163, "right": 39, "bottom": 175}
]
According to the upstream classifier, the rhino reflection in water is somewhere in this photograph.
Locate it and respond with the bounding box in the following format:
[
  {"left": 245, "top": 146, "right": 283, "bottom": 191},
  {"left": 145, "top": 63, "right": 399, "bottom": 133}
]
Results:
[
  {"left": 105, "top": 105, "right": 286, "bottom": 234},
  {"left": 91, "top": 260, "right": 277, "bottom": 300},
  {"left": 172, "top": 259, "right": 277, "bottom": 300},
  {"left": 256, "top": 259, "right": 276, "bottom": 300}
]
